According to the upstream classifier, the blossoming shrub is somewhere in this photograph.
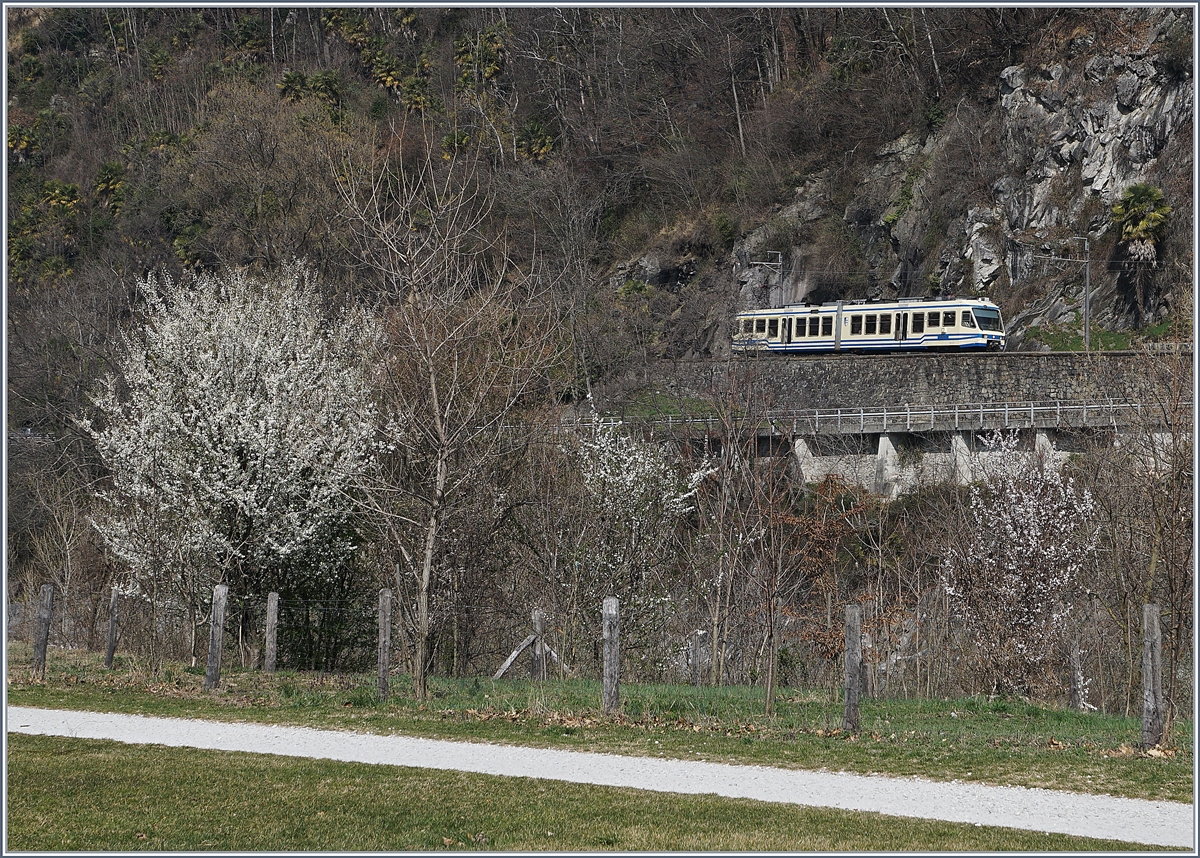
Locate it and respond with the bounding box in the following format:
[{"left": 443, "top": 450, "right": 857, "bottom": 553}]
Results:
[
  {"left": 565, "top": 423, "right": 714, "bottom": 677},
  {"left": 941, "top": 431, "right": 1098, "bottom": 696},
  {"left": 79, "top": 263, "right": 378, "bottom": 666}
]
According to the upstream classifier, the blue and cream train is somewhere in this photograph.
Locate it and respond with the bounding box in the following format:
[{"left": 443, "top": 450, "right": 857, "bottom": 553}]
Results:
[{"left": 732, "top": 296, "right": 1005, "bottom": 353}]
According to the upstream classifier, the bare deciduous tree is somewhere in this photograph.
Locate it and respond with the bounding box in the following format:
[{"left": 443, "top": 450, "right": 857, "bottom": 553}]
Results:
[
  {"left": 1082, "top": 336, "right": 1192, "bottom": 726},
  {"left": 368, "top": 289, "right": 559, "bottom": 699},
  {"left": 335, "top": 124, "right": 563, "bottom": 698}
]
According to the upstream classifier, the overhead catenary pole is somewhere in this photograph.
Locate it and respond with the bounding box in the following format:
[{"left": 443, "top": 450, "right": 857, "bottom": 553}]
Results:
[
  {"left": 1059, "top": 234, "right": 1092, "bottom": 352},
  {"left": 1081, "top": 236, "right": 1091, "bottom": 353},
  {"left": 1017, "top": 232, "right": 1093, "bottom": 351}
]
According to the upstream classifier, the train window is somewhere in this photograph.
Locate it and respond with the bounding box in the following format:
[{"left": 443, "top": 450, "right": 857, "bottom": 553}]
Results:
[
  {"left": 912, "top": 314, "right": 925, "bottom": 334},
  {"left": 927, "top": 311, "right": 939, "bottom": 328},
  {"left": 768, "top": 318, "right": 778, "bottom": 338},
  {"left": 850, "top": 314, "right": 862, "bottom": 334},
  {"left": 821, "top": 316, "right": 833, "bottom": 336},
  {"left": 865, "top": 314, "right": 877, "bottom": 335},
  {"left": 961, "top": 311, "right": 976, "bottom": 328},
  {"left": 809, "top": 317, "right": 820, "bottom": 336},
  {"left": 973, "top": 308, "right": 1003, "bottom": 331},
  {"left": 794, "top": 317, "right": 805, "bottom": 337},
  {"left": 742, "top": 319, "right": 753, "bottom": 334},
  {"left": 879, "top": 314, "right": 892, "bottom": 335},
  {"left": 943, "top": 311, "right": 956, "bottom": 327},
  {"left": 755, "top": 318, "right": 766, "bottom": 334}
]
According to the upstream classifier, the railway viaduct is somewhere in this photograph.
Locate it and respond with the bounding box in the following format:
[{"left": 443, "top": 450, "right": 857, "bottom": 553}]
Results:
[{"left": 597, "top": 349, "right": 1193, "bottom": 497}]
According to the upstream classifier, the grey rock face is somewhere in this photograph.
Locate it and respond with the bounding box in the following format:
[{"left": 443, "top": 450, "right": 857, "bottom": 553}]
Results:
[
  {"left": 660, "top": 9, "right": 1190, "bottom": 352},
  {"left": 733, "top": 170, "right": 834, "bottom": 308}
]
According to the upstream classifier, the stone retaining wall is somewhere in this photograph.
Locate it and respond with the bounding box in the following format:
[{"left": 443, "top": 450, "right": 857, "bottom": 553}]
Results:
[{"left": 642, "top": 350, "right": 1190, "bottom": 412}]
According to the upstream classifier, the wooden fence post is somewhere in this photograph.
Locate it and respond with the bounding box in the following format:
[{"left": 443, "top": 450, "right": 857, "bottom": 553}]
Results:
[
  {"left": 31, "top": 584, "right": 55, "bottom": 680},
  {"left": 1141, "top": 603, "right": 1163, "bottom": 748},
  {"left": 531, "top": 609, "right": 547, "bottom": 681},
  {"left": 843, "top": 604, "right": 862, "bottom": 733},
  {"left": 378, "top": 588, "right": 392, "bottom": 702},
  {"left": 263, "top": 592, "right": 279, "bottom": 674},
  {"left": 602, "top": 596, "right": 620, "bottom": 715},
  {"left": 104, "top": 586, "right": 120, "bottom": 669},
  {"left": 204, "top": 584, "right": 228, "bottom": 691}
]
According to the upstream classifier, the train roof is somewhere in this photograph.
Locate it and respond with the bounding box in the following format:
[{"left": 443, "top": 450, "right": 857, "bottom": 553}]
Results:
[{"left": 737, "top": 296, "right": 999, "bottom": 312}]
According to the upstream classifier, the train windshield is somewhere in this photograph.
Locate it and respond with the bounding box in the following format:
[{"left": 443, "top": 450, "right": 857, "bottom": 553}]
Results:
[{"left": 972, "top": 308, "right": 1003, "bottom": 331}]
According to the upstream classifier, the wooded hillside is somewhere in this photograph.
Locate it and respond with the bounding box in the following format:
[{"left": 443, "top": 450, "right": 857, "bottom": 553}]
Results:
[
  {"left": 6, "top": 7, "right": 1192, "bottom": 720},
  {"left": 8, "top": 7, "right": 1194, "bottom": 425}
]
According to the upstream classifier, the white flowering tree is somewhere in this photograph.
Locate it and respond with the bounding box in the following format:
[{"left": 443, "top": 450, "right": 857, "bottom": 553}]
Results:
[
  {"left": 79, "top": 263, "right": 377, "bottom": 665},
  {"left": 565, "top": 423, "right": 713, "bottom": 674},
  {"left": 941, "top": 431, "right": 1098, "bottom": 696},
  {"left": 577, "top": 423, "right": 710, "bottom": 580}
]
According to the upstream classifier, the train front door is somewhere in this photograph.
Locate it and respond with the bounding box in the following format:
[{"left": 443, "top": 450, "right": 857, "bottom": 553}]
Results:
[{"left": 895, "top": 312, "right": 908, "bottom": 343}]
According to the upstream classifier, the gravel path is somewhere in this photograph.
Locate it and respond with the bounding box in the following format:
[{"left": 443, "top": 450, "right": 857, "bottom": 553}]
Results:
[{"left": 8, "top": 706, "right": 1193, "bottom": 849}]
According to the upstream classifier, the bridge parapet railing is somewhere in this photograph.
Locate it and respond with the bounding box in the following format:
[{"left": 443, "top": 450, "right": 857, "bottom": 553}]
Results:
[
  {"left": 770, "top": 399, "right": 1190, "bottom": 436},
  {"left": 579, "top": 399, "right": 1191, "bottom": 438}
]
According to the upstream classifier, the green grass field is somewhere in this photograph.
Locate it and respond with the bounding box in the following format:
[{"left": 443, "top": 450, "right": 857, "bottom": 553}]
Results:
[
  {"left": 7, "top": 733, "right": 1171, "bottom": 852},
  {"left": 6, "top": 645, "right": 1194, "bottom": 850}
]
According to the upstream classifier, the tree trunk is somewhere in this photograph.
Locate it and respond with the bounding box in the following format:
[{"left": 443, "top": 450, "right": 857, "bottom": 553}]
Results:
[
  {"left": 709, "top": 592, "right": 721, "bottom": 686},
  {"left": 717, "top": 566, "right": 734, "bottom": 685},
  {"left": 189, "top": 600, "right": 198, "bottom": 668},
  {"left": 1068, "top": 635, "right": 1085, "bottom": 711},
  {"left": 413, "top": 448, "right": 448, "bottom": 701},
  {"left": 414, "top": 579, "right": 430, "bottom": 701}
]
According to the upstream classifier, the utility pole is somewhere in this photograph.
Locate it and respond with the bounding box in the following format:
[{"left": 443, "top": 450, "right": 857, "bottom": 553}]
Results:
[
  {"left": 1058, "top": 235, "right": 1093, "bottom": 351},
  {"left": 1078, "top": 236, "right": 1091, "bottom": 353},
  {"left": 1014, "top": 232, "right": 1094, "bottom": 351}
]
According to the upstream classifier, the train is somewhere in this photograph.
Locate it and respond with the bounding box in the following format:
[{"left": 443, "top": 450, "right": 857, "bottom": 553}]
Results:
[{"left": 731, "top": 296, "right": 1005, "bottom": 353}]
